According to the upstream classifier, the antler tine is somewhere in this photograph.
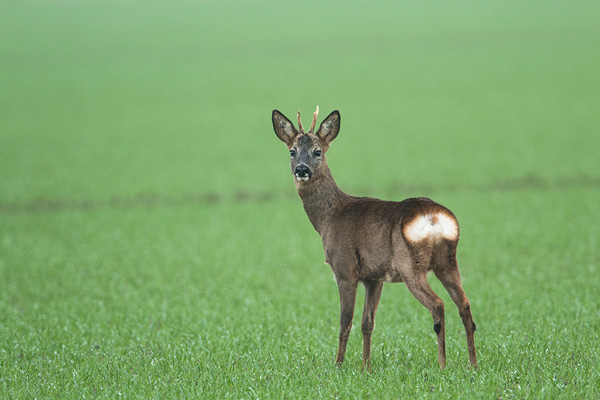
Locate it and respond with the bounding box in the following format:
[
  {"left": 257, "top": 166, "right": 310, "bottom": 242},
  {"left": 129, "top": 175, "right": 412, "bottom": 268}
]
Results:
[
  {"left": 297, "top": 110, "right": 305, "bottom": 134},
  {"left": 308, "top": 105, "right": 319, "bottom": 134}
]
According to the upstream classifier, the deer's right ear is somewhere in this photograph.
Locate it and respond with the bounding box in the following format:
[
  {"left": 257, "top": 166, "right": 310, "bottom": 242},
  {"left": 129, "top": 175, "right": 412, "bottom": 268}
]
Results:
[{"left": 272, "top": 110, "right": 298, "bottom": 146}]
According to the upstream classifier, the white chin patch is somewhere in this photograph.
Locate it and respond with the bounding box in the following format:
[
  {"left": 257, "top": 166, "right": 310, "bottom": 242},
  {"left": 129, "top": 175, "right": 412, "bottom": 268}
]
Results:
[{"left": 295, "top": 175, "right": 310, "bottom": 182}]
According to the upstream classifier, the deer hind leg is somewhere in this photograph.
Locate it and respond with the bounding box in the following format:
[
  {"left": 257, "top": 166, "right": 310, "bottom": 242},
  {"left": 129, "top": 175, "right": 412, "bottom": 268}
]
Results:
[
  {"left": 335, "top": 279, "right": 358, "bottom": 365},
  {"left": 403, "top": 271, "right": 447, "bottom": 369},
  {"left": 434, "top": 242, "right": 478, "bottom": 369},
  {"left": 361, "top": 280, "right": 384, "bottom": 372}
]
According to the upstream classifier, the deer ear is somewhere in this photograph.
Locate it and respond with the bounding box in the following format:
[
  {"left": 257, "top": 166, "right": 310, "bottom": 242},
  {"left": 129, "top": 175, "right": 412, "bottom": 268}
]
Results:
[
  {"left": 272, "top": 110, "right": 298, "bottom": 146},
  {"left": 316, "top": 110, "right": 340, "bottom": 145}
]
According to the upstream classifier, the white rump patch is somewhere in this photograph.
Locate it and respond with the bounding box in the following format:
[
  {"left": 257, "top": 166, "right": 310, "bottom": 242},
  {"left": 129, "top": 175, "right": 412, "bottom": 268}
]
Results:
[{"left": 404, "top": 212, "right": 458, "bottom": 243}]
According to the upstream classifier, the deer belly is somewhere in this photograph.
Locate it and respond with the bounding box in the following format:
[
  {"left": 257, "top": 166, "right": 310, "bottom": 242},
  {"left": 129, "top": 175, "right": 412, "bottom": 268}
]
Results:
[{"left": 384, "top": 270, "right": 403, "bottom": 283}]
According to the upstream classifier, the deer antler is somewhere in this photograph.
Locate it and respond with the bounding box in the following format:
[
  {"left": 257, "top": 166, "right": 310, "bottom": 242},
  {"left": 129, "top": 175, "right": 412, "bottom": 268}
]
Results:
[
  {"left": 297, "top": 110, "right": 305, "bottom": 134},
  {"left": 308, "top": 105, "right": 319, "bottom": 134}
]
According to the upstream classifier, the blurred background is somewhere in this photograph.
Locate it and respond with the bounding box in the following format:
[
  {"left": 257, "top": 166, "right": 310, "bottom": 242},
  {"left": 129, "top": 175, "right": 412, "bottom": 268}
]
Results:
[{"left": 2, "top": 0, "right": 598, "bottom": 205}]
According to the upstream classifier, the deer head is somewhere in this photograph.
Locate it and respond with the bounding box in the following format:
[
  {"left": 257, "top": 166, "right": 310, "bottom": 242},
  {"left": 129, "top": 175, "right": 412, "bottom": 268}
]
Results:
[{"left": 272, "top": 106, "right": 341, "bottom": 183}]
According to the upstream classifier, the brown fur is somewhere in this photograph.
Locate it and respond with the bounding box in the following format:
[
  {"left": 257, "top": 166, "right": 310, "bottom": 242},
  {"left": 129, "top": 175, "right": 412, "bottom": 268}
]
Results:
[{"left": 272, "top": 108, "right": 477, "bottom": 371}]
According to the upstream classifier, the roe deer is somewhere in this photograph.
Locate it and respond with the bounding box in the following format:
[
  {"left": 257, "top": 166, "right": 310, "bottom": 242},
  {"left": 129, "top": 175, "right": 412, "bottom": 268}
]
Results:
[{"left": 271, "top": 106, "right": 477, "bottom": 371}]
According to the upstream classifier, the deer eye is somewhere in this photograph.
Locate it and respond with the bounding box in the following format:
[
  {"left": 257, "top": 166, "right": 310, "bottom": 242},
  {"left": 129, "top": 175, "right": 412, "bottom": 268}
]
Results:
[
  {"left": 314, "top": 150, "right": 322, "bottom": 157},
  {"left": 290, "top": 149, "right": 296, "bottom": 157}
]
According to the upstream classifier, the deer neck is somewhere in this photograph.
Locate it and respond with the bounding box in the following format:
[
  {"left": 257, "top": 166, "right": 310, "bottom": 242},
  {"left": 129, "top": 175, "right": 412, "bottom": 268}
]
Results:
[{"left": 296, "top": 162, "right": 348, "bottom": 235}]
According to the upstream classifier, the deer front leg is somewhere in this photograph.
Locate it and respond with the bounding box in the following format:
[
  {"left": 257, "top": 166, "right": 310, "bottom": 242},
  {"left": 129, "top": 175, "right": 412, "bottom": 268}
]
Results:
[
  {"left": 335, "top": 279, "right": 358, "bottom": 365},
  {"left": 361, "top": 280, "right": 384, "bottom": 372}
]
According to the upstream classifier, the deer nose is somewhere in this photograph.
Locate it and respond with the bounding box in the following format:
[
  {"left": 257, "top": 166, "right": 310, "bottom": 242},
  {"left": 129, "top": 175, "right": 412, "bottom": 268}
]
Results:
[{"left": 294, "top": 164, "right": 311, "bottom": 178}]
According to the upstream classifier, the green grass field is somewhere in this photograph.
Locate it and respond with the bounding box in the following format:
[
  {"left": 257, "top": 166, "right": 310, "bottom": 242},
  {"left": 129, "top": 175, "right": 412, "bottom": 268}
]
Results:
[{"left": 1, "top": 0, "right": 599, "bottom": 398}]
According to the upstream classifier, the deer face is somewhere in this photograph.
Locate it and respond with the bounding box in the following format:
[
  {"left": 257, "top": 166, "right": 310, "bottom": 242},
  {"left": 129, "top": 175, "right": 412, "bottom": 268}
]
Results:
[
  {"left": 272, "top": 107, "right": 340, "bottom": 183},
  {"left": 289, "top": 133, "right": 322, "bottom": 181}
]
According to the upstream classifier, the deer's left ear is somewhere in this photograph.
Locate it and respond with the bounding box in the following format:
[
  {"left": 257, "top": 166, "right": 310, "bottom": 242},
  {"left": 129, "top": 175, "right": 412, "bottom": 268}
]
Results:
[
  {"left": 272, "top": 110, "right": 298, "bottom": 146},
  {"left": 316, "top": 110, "right": 340, "bottom": 145}
]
